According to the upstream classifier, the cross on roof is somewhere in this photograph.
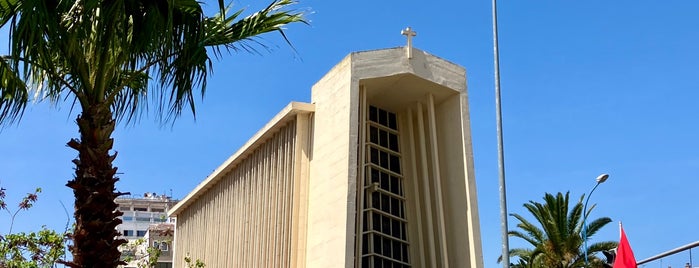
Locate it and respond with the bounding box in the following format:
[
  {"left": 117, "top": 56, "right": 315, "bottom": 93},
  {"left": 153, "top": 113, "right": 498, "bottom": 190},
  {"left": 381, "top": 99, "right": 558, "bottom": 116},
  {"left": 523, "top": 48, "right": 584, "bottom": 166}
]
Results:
[{"left": 401, "top": 27, "right": 417, "bottom": 59}]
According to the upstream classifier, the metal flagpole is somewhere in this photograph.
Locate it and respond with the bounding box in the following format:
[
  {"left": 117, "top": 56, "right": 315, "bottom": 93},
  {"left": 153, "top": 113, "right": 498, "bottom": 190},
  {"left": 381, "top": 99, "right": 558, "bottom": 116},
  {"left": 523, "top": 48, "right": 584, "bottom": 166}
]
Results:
[{"left": 492, "top": 0, "right": 510, "bottom": 267}]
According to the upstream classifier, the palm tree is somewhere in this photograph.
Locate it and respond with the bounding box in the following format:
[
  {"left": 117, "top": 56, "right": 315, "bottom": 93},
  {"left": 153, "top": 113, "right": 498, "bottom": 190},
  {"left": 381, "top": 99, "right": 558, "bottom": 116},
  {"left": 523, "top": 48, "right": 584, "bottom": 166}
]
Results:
[
  {"left": 0, "top": 0, "right": 304, "bottom": 267},
  {"left": 499, "top": 192, "right": 617, "bottom": 268}
]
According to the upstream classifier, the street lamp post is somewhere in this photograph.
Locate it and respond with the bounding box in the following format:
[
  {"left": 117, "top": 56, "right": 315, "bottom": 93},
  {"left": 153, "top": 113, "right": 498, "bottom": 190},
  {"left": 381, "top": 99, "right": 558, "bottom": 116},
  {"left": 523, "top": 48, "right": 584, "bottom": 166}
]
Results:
[
  {"left": 492, "top": 0, "right": 510, "bottom": 267},
  {"left": 582, "top": 173, "right": 610, "bottom": 266}
]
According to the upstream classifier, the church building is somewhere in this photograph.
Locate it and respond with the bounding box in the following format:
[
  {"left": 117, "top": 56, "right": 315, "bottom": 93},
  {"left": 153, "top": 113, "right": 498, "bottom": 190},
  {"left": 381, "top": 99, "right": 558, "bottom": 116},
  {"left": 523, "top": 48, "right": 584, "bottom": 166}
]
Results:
[{"left": 168, "top": 39, "right": 485, "bottom": 267}]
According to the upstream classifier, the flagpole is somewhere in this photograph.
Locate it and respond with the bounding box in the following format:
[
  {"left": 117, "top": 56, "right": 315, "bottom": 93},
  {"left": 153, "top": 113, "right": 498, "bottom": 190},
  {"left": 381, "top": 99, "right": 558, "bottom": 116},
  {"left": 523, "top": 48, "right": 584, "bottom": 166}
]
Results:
[
  {"left": 619, "top": 221, "right": 622, "bottom": 236},
  {"left": 492, "top": 0, "right": 510, "bottom": 266}
]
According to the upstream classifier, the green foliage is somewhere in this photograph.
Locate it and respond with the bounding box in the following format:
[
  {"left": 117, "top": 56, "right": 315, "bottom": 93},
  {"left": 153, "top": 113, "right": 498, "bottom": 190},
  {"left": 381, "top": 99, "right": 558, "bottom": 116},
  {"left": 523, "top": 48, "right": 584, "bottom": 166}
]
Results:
[
  {"left": 499, "top": 192, "right": 617, "bottom": 268},
  {"left": 184, "top": 253, "right": 206, "bottom": 268},
  {"left": 119, "top": 238, "right": 163, "bottom": 268},
  {"left": 0, "top": 0, "right": 305, "bottom": 266},
  {"left": 0, "top": 187, "right": 67, "bottom": 267},
  {"left": 0, "top": 0, "right": 307, "bottom": 126}
]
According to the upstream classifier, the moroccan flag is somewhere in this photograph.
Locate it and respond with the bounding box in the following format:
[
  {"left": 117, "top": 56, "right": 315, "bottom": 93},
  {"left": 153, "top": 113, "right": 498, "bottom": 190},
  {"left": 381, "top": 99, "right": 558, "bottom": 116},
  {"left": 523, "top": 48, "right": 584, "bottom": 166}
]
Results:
[{"left": 613, "top": 225, "right": 637, "bottom": 268}]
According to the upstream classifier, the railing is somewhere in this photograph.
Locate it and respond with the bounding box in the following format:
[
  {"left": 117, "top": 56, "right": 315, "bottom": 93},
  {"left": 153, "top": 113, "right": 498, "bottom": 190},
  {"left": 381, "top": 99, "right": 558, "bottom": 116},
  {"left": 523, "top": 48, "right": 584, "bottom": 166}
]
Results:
[
  {"left": 637, "top": 240, "right": 699, "bottom": 267},
  {"left": 120, "top": 211, "right": 169, "bottom": 223}
]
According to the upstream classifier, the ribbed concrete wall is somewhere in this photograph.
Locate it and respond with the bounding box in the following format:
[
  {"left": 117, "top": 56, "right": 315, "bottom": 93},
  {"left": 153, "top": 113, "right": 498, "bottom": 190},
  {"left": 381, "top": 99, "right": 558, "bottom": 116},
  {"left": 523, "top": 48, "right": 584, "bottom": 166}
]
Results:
[{"left": 174, "top": 120, "right": 298, "bottom": 267}]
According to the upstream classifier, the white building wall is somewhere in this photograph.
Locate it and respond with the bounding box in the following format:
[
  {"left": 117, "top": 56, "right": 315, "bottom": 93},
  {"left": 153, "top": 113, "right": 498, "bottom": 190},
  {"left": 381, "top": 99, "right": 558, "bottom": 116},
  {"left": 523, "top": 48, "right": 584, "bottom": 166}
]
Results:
[
  {"left": 307, "top": 54, "right": 358, "bottom": 268},
  {"left": 174, "top": 121, "right": 298, "bottom": 267}
]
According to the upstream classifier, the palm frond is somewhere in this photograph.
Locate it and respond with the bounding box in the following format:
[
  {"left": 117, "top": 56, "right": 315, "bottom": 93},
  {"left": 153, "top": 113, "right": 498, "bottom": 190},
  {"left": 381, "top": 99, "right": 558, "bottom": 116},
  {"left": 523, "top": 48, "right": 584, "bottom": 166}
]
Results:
[
  {"left": 204, "top": 0, "right": 307, "bottom": 50},
  {"left": 110, "top": 71, "right": 149, "bottom": 123},
  {"left": 585, "top": 217, "right": 612, "bottom": 238},
  {"left": 508, "top": 191, "right": 616, "bottom": 268},
  {"left": 0, "top": 56, "right": 28, "bottom": 124},
  {"left": 510, "top": 213, "right": 546, "bottom": 245},
  {"left": 0, "top": 0, "right": 20, "bottom": 26}
]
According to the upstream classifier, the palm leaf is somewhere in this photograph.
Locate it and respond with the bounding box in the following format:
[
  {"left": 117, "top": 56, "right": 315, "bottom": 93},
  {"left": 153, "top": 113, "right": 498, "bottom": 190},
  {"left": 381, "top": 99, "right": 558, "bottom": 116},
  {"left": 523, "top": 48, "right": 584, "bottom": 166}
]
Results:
[{"left": 507, "top": 191, "right": 616, "bottom": 268}]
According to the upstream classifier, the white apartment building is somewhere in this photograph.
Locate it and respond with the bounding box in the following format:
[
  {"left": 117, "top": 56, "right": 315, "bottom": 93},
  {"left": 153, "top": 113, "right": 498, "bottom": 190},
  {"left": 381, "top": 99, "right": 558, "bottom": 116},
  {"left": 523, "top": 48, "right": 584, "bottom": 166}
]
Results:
[
  {"left": 116, "top": 193, "right": 178, "bottom": 241},
  {"left": 116, "top": 193, "right": 177, "bottom": 268}
]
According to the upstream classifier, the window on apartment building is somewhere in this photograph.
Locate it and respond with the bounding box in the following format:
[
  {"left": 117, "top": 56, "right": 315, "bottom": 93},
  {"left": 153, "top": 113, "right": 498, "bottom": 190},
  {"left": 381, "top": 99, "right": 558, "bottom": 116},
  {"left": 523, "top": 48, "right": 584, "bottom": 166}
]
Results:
[
  {"left": 123, "top": 230, "right": 134, "bottom": 237},
  {"left": 118, "top": 206, "right": 131, "bottom": 212},
  {"left": 135, "top": 217, "right": 151, "bottom": 222},
  {"left": 151, "top": 208, "right": 164, "bottom": 212},
  {"left": 121, "top": 250, "right": 135, "bottom": 259},
  {"left": 136, "top": 230, "right": 147, "bottom": 237},
  {"left": 152, "top": 241, "right": 169, "bottom": 251},
  {"left": 122, "top": 216, "right": 133, "bottom": 221},
  {"left": 134, "top": 207, "right": 147, "bottom": 212}
]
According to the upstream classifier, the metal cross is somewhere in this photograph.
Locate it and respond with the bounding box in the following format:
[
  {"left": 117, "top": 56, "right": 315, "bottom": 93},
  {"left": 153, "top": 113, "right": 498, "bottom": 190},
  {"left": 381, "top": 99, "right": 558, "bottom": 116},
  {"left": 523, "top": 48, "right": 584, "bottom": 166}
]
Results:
[{"left": 401, "top": 27, "right": 417, "bottom": 59}]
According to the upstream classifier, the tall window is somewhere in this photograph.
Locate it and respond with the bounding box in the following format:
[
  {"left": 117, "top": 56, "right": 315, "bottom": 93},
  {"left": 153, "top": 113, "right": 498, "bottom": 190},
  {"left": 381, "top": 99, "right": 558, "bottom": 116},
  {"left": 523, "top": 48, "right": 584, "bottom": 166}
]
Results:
[{"left": 360, "top": 106, "right": 411, "bottom": 268}]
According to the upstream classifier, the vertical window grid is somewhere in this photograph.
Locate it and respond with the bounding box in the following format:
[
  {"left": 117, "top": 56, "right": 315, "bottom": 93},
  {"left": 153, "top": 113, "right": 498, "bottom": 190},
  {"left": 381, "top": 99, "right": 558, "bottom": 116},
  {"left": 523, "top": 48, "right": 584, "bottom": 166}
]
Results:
[{"left": 361, "top": 106, "right": 411, "bottom": 268}]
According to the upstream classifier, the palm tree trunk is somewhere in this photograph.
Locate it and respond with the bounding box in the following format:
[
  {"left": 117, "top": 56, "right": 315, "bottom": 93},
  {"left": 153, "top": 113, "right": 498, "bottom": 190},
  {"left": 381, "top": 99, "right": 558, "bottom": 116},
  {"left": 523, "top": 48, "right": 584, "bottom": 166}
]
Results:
[{"left": 65, "top": 105, "right": 127, "bottom": 268}]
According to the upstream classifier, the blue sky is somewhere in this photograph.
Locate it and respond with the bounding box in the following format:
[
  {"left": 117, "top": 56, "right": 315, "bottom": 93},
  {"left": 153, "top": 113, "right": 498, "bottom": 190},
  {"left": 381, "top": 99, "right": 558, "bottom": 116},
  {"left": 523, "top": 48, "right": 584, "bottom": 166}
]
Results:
[{"left": 1, "top": 1, "right": 698, "bottom": 267}]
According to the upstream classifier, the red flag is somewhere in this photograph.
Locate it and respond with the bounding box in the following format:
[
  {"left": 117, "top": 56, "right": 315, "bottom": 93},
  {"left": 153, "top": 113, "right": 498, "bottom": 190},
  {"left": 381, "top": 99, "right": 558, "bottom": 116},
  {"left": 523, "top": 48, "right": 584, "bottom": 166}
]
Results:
[{"left": 613, "top": 225, "right": 637, "bottom": 268}]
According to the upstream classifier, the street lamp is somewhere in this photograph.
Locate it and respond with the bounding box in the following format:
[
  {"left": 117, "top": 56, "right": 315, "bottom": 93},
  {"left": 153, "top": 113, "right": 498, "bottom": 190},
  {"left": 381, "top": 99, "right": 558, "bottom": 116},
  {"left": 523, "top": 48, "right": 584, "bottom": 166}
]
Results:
[
  {"left": 491, "top": 0, "right": 510, "bottom": 267},
  {"left": 582, "top": 173, "right": 610, "bottom": 266}
]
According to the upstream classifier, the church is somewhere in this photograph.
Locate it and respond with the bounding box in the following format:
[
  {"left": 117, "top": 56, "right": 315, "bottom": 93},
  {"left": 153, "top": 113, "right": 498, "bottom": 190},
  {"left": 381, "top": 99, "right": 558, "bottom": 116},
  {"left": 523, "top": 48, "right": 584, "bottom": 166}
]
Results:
[{"left": 168, "top": 35, "right": 485, "bottom": 267}]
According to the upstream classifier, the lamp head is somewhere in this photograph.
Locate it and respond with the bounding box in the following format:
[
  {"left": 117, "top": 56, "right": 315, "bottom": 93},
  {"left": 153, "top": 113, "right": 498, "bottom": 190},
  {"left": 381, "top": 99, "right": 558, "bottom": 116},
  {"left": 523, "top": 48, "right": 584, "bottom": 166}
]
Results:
[{"left": 596, "top": 173, "right": 609, "bottom": 183}]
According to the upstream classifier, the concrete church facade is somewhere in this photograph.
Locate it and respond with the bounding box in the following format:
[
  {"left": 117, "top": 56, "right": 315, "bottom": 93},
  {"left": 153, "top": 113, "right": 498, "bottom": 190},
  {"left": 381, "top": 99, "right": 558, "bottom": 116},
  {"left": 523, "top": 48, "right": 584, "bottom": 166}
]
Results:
[{"left": 168, "top": 46, "right": 484, "bottom": 268}]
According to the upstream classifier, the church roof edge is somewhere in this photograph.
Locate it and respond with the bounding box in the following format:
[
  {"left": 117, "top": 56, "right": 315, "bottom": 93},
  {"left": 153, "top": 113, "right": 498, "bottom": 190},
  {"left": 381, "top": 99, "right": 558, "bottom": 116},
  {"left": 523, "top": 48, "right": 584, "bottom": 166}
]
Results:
[{"left": 168, "top": 101, "right": 314, "bottom": 217}]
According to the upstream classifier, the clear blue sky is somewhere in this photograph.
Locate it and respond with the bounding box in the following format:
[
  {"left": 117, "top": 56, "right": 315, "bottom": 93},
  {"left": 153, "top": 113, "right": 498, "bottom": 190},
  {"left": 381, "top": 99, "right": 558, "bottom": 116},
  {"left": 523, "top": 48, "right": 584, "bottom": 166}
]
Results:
[{"left": 1, "top": 1, "right": 698, "bottom": 267}]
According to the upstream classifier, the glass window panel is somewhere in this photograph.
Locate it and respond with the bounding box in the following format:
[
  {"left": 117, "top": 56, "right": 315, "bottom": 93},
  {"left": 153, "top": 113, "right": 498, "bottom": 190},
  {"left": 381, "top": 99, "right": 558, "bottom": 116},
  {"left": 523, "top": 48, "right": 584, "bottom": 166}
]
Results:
[
  {"left": 390, "top": 176, "right": 399, "bottom": 195},
  {"left": 393, "top": 240, "right": 402, "bottom": 262},
  {"left": 400, "top": 222, "right": 407, "bottom": 240},
  {"left": 381, "top": 215, "right": 391, "bottom": 234},
  {"left": 390, "top": 198, "right": 400, "bottom": 217},
  {"left": 379, "top": 151, "right": 389, "bottom": 169},
  {"left": 380, "top": 172, "right": 389, "bottom": 190},
  {"left": 372, "top": 192, "right": 380, "bottom": 208},
  {"left": 371, "top": 169, "right": 380, "bottom": 183},
  {"left": 390, "top": 155, "right": 401, "bottom": 173},
  {"left": 370, "top": 148, "right": 379, "bottom": 165},
  {"left": 389, "top": 134, "right": 399, "bottom": 152},
  {"left": 372, "top": 212, "right": 380, "bottom": 231},
  {"left": 382, "top": 237, "right": 392, "bottom": 258},
  {"left": 362, "top": 234, "right": 368, "bottom": 254},
  {"left": 402, "top": 244, "right": 409, "bottom": 263},
  {"left": 374, "top": 256, "right": 382, "bottom": 267},
  {"left": 379, "top": 130, "right": 388, "bottom": 147},
  {"left": 388, "top": 113, "right": 397, "bottom": 130},
  {"left": 373, "top": 235, "right": 381, "bottom": 255},
  {"left": 379, "top": 109, "right": 387, "bottom": 126},
  {"left": 370, "top": 126, "right": 378, "bottom": 144},
  {"left": 393, "top": 240, "right": 402, "bottom": 260},
  {"left": 369, "top": 106, "right": 377, "bottom": 122},
  {"left": 381, "top": 194, "right": 390, "bottom": 213},
  {"left": 391, "top": 218, "right": 401, "bottom": 238},
  {"left": 363, "top": 214, "right": 368, "bottom": 230}
]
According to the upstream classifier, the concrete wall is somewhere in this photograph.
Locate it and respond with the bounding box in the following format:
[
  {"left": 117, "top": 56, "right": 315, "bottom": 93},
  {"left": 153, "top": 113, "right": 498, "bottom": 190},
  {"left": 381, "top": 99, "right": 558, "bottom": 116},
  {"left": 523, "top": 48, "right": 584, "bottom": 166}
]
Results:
[
  {"left": 170, "top": 103, "right": 314, "bottom": 267},
  {"left": 307, "top": 54, "right": 358, "bottom": 268}
]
